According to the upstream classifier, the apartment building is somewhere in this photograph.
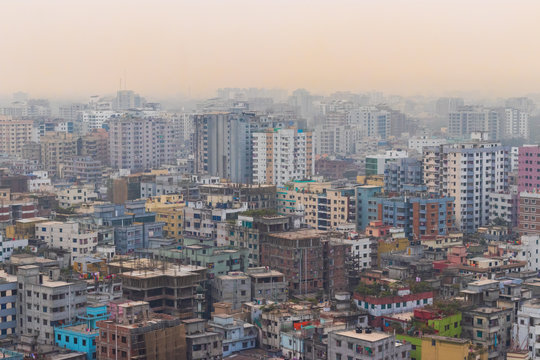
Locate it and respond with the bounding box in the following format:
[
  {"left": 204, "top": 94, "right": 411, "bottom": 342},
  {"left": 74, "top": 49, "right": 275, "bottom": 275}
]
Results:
[
  {"left": 423, "top": 142, "right": 509, "bottom": 233},
  {"left": 108, "top": 115, "right": 178, "bottom": 171},
  {"left": 252, "top": 127, "right": 314, "bottom": 186},
  {"left": 328, "top": 329, "right": 411, "bottom": 360},
  {"left": 518, "top": 144, "right": 540, "bottom": 193},
  {"left": 518, "top": 192, "right": 540, "bottom": 236},
  {"left": 39, "top": 132, "right": 78, "bottom": 176},
  {"left": 35, "top": 221, "right": 98, "bottom": 262},
  {"left": 16, "top": 265, "right": 87, "bottom": 347},
  {"left": 0, "top": 119, "right": 34, "bottom": 157}
]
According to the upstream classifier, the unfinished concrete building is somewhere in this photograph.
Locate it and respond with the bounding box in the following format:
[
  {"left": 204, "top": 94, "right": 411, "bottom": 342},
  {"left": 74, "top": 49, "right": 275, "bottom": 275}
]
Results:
[
  {"left": 108, "top": 259, "right": 206, "bottom": 319},
  {"left": 212, "top": 272, "right": 251, "bottom": 311},
  {"left": 261, "top": 229, "right": 324, "bottom": 296},
  {"left": 97, "top": 301, "right": 187, "bottom": 360},
  {"left": 246, "top": 267, "right": 287, "bottom": 302}
]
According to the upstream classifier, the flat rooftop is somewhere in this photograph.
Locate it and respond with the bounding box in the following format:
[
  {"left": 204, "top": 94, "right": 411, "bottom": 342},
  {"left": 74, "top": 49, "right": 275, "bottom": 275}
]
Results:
[
  {"left": 335, "top": 330, "right": 391, "bottom": 342},
  {"left": 63, "top": 323, "right": 99, "bottom": 335},
  {"left": 269, "top": 229, "right": 325, "bottom": 240}
]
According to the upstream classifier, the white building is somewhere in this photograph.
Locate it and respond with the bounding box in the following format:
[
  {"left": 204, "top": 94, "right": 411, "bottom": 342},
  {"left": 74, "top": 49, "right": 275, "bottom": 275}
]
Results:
[
  {"left": 35, "top": 221, "right": 98, "bottom": 262},
  {"left": 423, "top": 142, "right": 509, "bottom": 233},
  {"left": 488, "top": 185, "right": 518, "bottom": 227},
  {"left": 365, "top": 149, "right": 408, "bottom": 175},
  {"left": 511, "top": 146, "right": 519, "bottom": 172},
  {"left": 513, "top": 235, "right": 540, "bottom": 272},
  {"left": 505, "top": 108, "right": 529, "bottom": 139},
  {"left": 408, "top": 136, "right": 446, "bottom": 154},
  {"left": 28, "top": 171, "right": 52, "bottom": 192},
  {"left": 56, "top": 185, "right": 98, "bottom": 208},
  {"left": 0, "top": 234, "right": 29, "bottom": 262},
  {"left": 515, "top": 299, "right": 540, "bottom": 360},
  {"left": 79, "top": 110, "right": 121, "bottom": 134},
  {"left": 208, "top": 315, "right": 257, "bottom": 357},
  {"left": 347, "top": 106, "right": 390, "bottom": 139},
  {"left": 0, "top": 118, "right": 34, "bottom": 157},
  {"left": 253, "top": 128, "right": 314, "bottom": 186},
  {"left": 342, "top": 237, "right": 372, "bottom": 271}
]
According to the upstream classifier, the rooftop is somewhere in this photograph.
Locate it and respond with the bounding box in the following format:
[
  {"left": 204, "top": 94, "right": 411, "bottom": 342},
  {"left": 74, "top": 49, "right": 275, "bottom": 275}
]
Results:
[
  {"left": 335, "top": 330, "right": 391, "bottom": 342},
  {"left": 269, "top": 229, "right": 325, "bottom": 240}
]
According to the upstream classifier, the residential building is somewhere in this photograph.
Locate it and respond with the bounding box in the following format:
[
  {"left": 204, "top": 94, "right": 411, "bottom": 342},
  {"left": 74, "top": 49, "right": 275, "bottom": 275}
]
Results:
[
  {"left": 62, "top": 156, "right": 103, "bottom": 183},
  {"left": 212, "top": 272, "right": 251, "bottom": 311},
  {"left": 39, "top": 132, "right": 79, "bottom": 177},
  {"left": 54, "top": 304, "right": 109, "bottom": 360},
  {"left": 383, "top": 157, "right": 423, "bottom": 194},
  {"left": 0, "top": 235, "right": 29, "bottom": 262},
  {"left": 408, "top": 136, "right": 447, "bottom": 154},
  {"left": 518, "top": 192, "right": 540, "bottom": 236},
  {"left": 515, "top": 299, "right": 540, "bottom": 360},
  {"left": 423, "top": 142, "right": 509, "bottom": 233},
  {"left": 208, "top": 314, "right": 256, "bottom": 357},
  {"left": 365, "top": 150, "right": 408, "bottom": 176},
  {"left": 328, "top": 329, "right": 411, "bottom": 360},
  {"left": 462, "top": 307, "right": 514, "bottom": 360},
  {"left": 0, "top": 270, "right": 17, "bottom": 339},
  {"left": 246, "top": 267, "right": 287, "bottom": 302},
  {"left": 504, "top": 108, "right": 529, "bottom": 139},
  {"left": 343, "top": 236, "right": 373, "bottom": 273},
  {"left": 276, "top": 181, "right": 356, "bottom": 230},
  {"left": 183, "top": 318, "right": 222, "bottom": 360},
  {"left": 35, "top": 221, "right": 98, "bottom": 262},
  {"left": 421, "top": 335, "right": 487, "bottom": 360},
  {"left": 488, "top": 188, "right": 518, "bottom": 227},
  {"left": 518, "top": 144, "right": 540, "bottom": 193},
  {"left": 28, "top": 171, "right": 51, "bottom": 192},
  {"left": 199, "top": 183, "right": 277, "bottom": 210},
  {"left": 253, "top": 127, "right": 314, "bottom": 186},
  {"left": 0, "top": 119, "right": 34, "bottom": 157},
  {"left": 448, "top": 106, "right": 501, "bottom": 140},
  {"left": 56, "top": 185, "right": 98, "bottom": 208},
  {"left": 97, "top": 301, "right": 188, "bottom": 360},
  {"left": 355, "top": 186, "right": 382, "bottom": 231},
  {"left": 79, "top": 129, "right": 109, "bottom": 166},
  {"left": 261, "top": 229, "right": 324, "bottom": 296},
  {"left": 79, "top": 110, "right": 121, "bottom": 134},
  {"left": 108, "top": 115, "right": 178, "bottom": 171},
  {"left": 16, "top": 265, "right": 87, "bottom": 347}
]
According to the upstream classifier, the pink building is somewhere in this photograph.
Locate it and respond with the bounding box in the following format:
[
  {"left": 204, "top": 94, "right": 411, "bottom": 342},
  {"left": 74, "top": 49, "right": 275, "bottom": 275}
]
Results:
[{"left": 518, "top": 145, "right": 540, "bottom": 193}]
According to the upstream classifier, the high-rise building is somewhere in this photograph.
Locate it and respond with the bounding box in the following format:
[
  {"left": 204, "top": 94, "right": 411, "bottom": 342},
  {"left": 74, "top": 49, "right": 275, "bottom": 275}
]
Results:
[
  {"left": 448, "top": 106, "right": 501, "bottom": 140},
  {"left": 347, "top": 106, "right": 390, "bottom": 139},
  {"left": 0, "top": 118, "right": 34, "bottom": 157},
  {"left": 423, "top": 142, "right": 509, "bottom": 233},
  {"left": 517, "top": 145, "right": 540, "bottom": 193},
  {"left": 383, "top": 157, "right": 423, "bottom": 194},
  {"left": 504, "top": 108, "right": 529, "bottom": 139},
  {"left": 252, "top": 128, "right": 314, "bottom": 186},
  {"left": 435, "top": 97, "right": 464, "bottom": 117},
  {"left": 108, "top": 116, "right": 178, "bottom": 171},
  {"left": 114, "top": 90, "right": 143, "bottom": 110},
  {"left": 39, "top": 132, "right": 79, "bottom": 177}
]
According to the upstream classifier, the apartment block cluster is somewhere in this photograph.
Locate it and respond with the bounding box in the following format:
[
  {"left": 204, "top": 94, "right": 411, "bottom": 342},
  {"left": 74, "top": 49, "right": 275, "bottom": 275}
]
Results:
[{"left": 0, "top": 89, "right": 539, "bottom": 359}]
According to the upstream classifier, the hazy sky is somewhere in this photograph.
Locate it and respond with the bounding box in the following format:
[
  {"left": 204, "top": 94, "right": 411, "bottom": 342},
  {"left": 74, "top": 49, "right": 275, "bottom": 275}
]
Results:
[{"left": 1, "top": 0, "right": 540, "bottom": 99}]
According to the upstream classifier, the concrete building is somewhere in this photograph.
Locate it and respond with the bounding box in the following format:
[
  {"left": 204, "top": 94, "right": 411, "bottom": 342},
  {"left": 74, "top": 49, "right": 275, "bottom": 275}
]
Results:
[
  {"left": 79, "top": 110, "right": 121, "bottom": 134},
  {"left": 462, "top": 307, "right": 514, "bottom": 360},
  {"left": 54, "top": 304, "right": 109, "bottom": 360},
  {"left": 110, "top": 260, "right": 206, "bottom": 318},
  {"left": 515, "top": 299, "right": 540, "bottom": 360},
  {"left": 276, "top": 181, "right": 356, "bottom": 230},
  {"left": 28, "top": 171, "right": 51, "bottom": 192},
  {"left": 365, "top": 150, "right": 408, "bottom": 176},
  {"left": 208, "top": 314, "right": 256, "bottom": 357},
  {"left": 108, "top": 116, "right": 178, "bottom": 171},
  {"left": 518, "top": 192, "right": 540, "bottom": 236},
  {"left": 253, "top": 127, "right": 314, "bottom": 186},
  {"left": 343, "top": 237, "right": 373, "bottom": 272},
  {"left": 261, "top": 229, "right": 324, "bottom": 296},
  {"left": 0, "top": 235, "right": 29, "bottom": 262},
  {"left": 62, "top": 156, "right": 103, "bottom": 183},
  {"left": 408, "top": 136, "right": 447, "bottom": 154},
  {"left": 97, "top": 301, "right": 187, "bottom": 360},
  {"left": 183, "top": 318, "right": 222, "bottom": 360},
  {"left": 423, "top": 142, "right": 509, "bottom": 233},
  {"left": 199, "top": 183, "right": 277, "bottom": 210},
  {"left": 79, "top": 129, "right": 109, "bottom": 166},
  {"left": 518, "top": 144, "right": 540, "bottom": 193},
  {"left": 488, "top": 188, "right": 518, "bottom": 227},
  {"left": 355, "top": 185, "right": 382, "bottom": 232},
  {"left": 448, "top": 106, "right": 501, "bottom": 140},
  {"left": 328, "top": 329, "right": 411, "bottom": 360},
  {"left": 421, "top": 335, "right": 487, "bottom": 360},
  {"left": 16, "top": 265, "right": 87, "bottom": 348},
  {"left": 383, "top": 157, "right": 423, "bottom": 194},
  {"left": 0, "top": 270, "right": 17, "bottom": 339},
  {"left": 56, "top": 185, "right": 98, "bottom": 209},
  {"left": 35, "top": 221, "right": 98, "bottom": 262},
  {"left": 246, "top": 267, "right": 287, "bottom": 302},
  {"left": 504, "top": 108, "right": 529, "bottom": 139},
  {"left": 40, "top": 132, "right": 79, "bottom": 176},
  {"left": 0, "top": 119, "right": 34, "bottom": 157},
  {"left": 212, "top": 272, "right": 251, "bottom": 311}
]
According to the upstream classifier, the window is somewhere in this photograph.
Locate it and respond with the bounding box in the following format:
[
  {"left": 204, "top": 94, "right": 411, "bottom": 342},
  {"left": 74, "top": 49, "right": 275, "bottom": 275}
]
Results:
[
  {"left": 336, "top": 340, "right": 341, "bottom": 347},
  {"left": 477, "top": 331, "right": 483, "bottom": 338}
]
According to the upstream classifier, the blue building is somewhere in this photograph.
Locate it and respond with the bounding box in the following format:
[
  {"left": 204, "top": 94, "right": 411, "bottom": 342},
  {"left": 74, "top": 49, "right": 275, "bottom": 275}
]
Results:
[
  {"left": 208, "top": 314, "right": 257, "bottom": 356},
  {"left": 356, "top": 185, "right": 382, "bottom": 231},
  {"left": 0, "top": 272, "right": 17, "bottom": 339},
  {"left": 0, "top": 348, "right": 23, "bottom": 360},
  {"left": 55, "top": 304, "right": 109, "bottom": 360},
  {"left": 384, "top": 157, "right": 423, "bottom": 194}
]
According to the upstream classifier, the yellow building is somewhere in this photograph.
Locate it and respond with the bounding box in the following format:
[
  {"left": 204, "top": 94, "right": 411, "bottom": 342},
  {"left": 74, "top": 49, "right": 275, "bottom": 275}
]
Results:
[
  {"left": 356, "top": 175, "right": 385, "bottom": 188},
  {"left": 376, "top": 236, "right": 410, "bottom": 266},
  {"left": 146, "top": 195, "right": 185, "bottom": 241},
  {"left": 5, "top": 217, "right": 49, "bottom": 240},
  {"left": 276, "top": 180, "right": 355, "bottom": 230},
  {"left": 421, "top": 335, "right": 487, "bottom": 360}
]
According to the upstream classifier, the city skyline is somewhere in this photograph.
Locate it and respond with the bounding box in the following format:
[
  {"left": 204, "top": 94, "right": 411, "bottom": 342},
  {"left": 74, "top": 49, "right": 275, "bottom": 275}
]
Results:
[{"left": 2, "top": 0, "right": 540, "bottom": 99}]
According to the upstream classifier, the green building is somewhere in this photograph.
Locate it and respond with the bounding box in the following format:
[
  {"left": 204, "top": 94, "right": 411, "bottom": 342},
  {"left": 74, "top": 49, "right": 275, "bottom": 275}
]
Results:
[{"left": 396, "top": 335, "right": 422, "bottom": 360}]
